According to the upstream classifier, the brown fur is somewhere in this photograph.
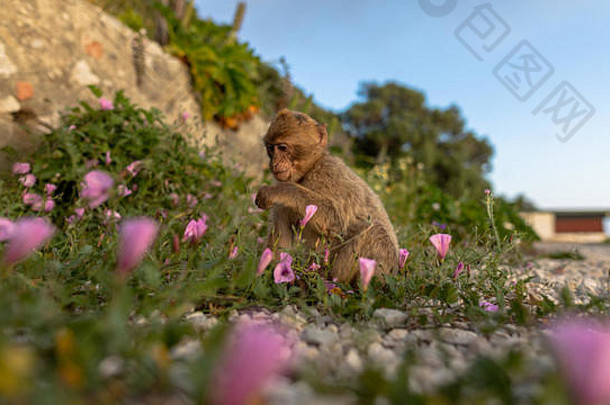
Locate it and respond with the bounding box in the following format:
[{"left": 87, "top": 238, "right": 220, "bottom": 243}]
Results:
[{"left": 255, "top": 109, "right": 399, "bottom": 282}]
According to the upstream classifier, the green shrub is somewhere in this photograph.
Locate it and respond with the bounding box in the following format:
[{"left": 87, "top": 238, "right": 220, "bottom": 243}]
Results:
[{"left": 163, "top": 8, "right": 260, "bottom": 120}]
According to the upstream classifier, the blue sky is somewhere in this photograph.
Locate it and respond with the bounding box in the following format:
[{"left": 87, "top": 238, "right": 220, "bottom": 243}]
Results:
[{"left": 194, "top": 0, "right": 610, "bottom": 210}]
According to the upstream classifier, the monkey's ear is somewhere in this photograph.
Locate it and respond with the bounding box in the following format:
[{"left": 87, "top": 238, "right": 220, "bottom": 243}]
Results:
[
  {"left": 317, "top": 123, "right": 328, "bottom": 147},
  {"left": 277, "top": 108, "right": 291, "bottom": 117}
]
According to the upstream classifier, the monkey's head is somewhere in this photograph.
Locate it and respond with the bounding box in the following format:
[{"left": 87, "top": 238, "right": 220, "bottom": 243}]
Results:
[{"left": 263, "top": 109, "right": 328, "bottom": 182}]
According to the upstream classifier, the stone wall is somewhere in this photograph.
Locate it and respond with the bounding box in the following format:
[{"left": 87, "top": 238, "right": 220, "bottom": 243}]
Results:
[{"left": 0, "top": 0, "right": 268, "bottom": 176}]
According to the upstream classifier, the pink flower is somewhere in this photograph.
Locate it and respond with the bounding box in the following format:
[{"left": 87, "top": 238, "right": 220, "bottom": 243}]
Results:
[
  {"left": 198, "top": 151, "right": 206, "bottom": 159},
  {"left": 399, "top": 248, "right": 409, "bottom": 270},
  {"left": 2, "top": 217, "right": 55, "bottom": 265},
  {"left": 116, "top": 218, "right": 158, "bottom": 274},
  {"left": 273, "top": 252, "right": 295, "bottom": 283},
  {"left": 485, "top": 189, "right": 491, "bottom": 195},
  {"left": 358, "top": 257, "right": 376, "bottom": 291},
  {"left": 211, "top": 180, "right": 222, "bottom": 187},
  {"left": 308, "top": 262, "right": 321, "bottom": 272},
  {"left": 180, "top": 112, "right": 190, "bottom": 122},
  {"left": 19, "top": 174, "right": 36, "bottom": 188},
  {"left": 44, "top": 183, "right": 57, "bottom": 196},
  {"left": 229, "top": 246, "right": 239, "bottom": 259},
  {"left": 105, "top": 151, "right": 111, "bottom": 166},
  {"left": 66, "top": 207, "right": 86, "bottom": 225},
  {"left": 81, "top": 170, "right": 114, "bottom": 208},
  {"left": 550, "top": 319, "right": 610, "bottom": 405},
  {"left": 324, "top": 248, "right": 330, "bottom": 264},
  {"left": 186, "top": 194, "right": 198, "bottom": 208},
  {"left": 126, "top": 160, "right": 142, "bottom": 177},
  {"left": 43, "top": 199, "right": 55, "bottom": 212},
  {"left": 117, "top": 185, "right": 132, "bottom": 197},
  {"left": 324, "top": 278, "right": 339, "bottom": 295},
  {"left": 300, "top": 205, "right": 318, "bottom": 227},
  {"left": 68, "top": 125, "right": 76, "bottom": 132},
  {"left": 479, "top": 301, "right": 498, "bottom": 312},
  {"left": 85, "top": 159, "right": 99, "bottom": 169},
  {"left": 211, "top": 322, "right": 290, "bottom": 405},
  {"left": 0, "top": 218, "right": 16, "bottom": 242},
  {"left": 98, "top": 97, "right": 114, "bottom": 111},
  {"left": 453, "top": 262, "right": 464, "bottom": 279},
  {"left": 183, "top": 216, "right": 208, "bottom": 242},
  {"left": 429, "top": 233, "right": 452, "bottom": 261},
  {"left": 104, "top": 209, "right": 122, "bottom": 222},
  {"left": 170, "top": 193, "right": 180, "bottom": 206},
  {"left": 23, "top": 193, "right": 44, "bottom": 211},
  {"left": 12, "top": 162, "right": 30, "bottom": 175},
  {"left": 257, "top": 248, "right": 273, "bottom": 275},
  {"left": 257, "top": 237, "right": 265, "bottom": 245}
]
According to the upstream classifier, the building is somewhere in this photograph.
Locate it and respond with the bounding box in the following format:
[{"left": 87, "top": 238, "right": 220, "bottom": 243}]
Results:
[{"left": 520, "top": 210, "right": 609, "bottom": 243}]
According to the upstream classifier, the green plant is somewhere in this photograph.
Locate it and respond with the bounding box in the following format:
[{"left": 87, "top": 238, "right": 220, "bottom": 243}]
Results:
[{"left": 162, "top": 8, "right": 260, "bottom": 120}]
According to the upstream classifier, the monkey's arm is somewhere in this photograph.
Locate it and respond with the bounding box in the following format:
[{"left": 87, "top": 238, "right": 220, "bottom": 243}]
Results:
[
  {"left": 268, "top": 206, "right": 296, "bottom": 248},
  {"left": 256, "top": 183, "right": 344, "bottom": 233}
]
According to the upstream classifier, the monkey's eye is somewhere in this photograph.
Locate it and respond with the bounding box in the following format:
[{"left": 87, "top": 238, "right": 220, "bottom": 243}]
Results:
[{"left": 277, "top": 144, "right": 288, "bottom": 152}]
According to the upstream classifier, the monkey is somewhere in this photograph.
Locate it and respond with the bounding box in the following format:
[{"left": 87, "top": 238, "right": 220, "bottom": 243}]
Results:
[{"left": 255, "top": 109, "right": 399, "bottom": 283}]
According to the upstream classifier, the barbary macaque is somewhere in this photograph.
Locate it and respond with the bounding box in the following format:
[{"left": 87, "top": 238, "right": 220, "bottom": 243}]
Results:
[{"left": 255, "top": 109, "right": 399, "bottom": 282}]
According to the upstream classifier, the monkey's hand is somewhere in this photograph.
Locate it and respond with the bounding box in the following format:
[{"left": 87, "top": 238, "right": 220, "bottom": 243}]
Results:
[
  {"left": 256, "top": 183, "right": 300, "bottom": 210},
  {"left": 255, "top": 185, "right": 277, "bottom": 210}
]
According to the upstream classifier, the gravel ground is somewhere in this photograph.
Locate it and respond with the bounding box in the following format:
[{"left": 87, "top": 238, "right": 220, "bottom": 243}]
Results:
[{"left": 175, "top": 244, "right": 610, "bottom": 403}]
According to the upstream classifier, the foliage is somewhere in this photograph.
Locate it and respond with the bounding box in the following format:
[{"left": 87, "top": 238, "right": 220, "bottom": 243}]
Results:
[
  {"left": 362, "top": 157, "right": 538, "bottom": 243},
  {"left": 344, "top": 82, "right": 494, "bottom": 197},
  {"left": 163, "top": 8, "right": 260, "bottom": 120},
  {"left": 343, "top": 82, "right": 536, "bottom": 241}
]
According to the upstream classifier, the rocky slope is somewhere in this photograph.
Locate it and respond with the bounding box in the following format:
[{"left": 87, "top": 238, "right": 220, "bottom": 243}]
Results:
[{"left": 0, "top": 0, "right": 268, "bottom": 175}]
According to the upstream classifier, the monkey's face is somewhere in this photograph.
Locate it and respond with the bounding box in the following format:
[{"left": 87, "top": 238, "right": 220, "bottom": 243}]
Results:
[
  {"left": 266, "top": 142, "right": 295, "bottom": 182},
  {"left": 263, "top": 109, "right": 328, "bottom": 182}
]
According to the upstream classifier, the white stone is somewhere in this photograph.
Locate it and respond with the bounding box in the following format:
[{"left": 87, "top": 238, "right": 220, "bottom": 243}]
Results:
[
  {"left": 410, "top": 329, "right": 434, "bottom": 342},
  {"left": 185, "top": 311, "right": 217, "bottom": 331},
  {"left": 438, "top": 327, "right": 478, "bottom": 345},
  {"left": 0, "top": 43, "right": 17, "bottom": 77},
  {"left": 301, "top": 325, "right": 338, "bottom": 347},
  {"left": 31, "top": 38, "right": 44, "bottom": 49},
  {"left": 98, "top": 355, "right": 124, "bottom": 378},
  {"left": 367, "top": 342, "right": 395, "bottom": 364},
  {"left": 293, "top": 341, "right": 320, "bottom": 362},
  {"left": 373, "top": 308, "right": 408, "bottom": 328},
  {"left": 170, "top": 339, "right": 201, "bottom": 360},
  {"left": 409, "top": 366, "right": 455, "bottom": 393},
  {"left": 345, "top": 348, "right": 363, "bottom": 373},
  {"left": 387, "top": 328, "right": 408, "bottom": 341},
  {"left": 338, "top": 323, "right": 353, "bottom": 339},
  {"left": 0, "top": 96, "right": 20, "bottom": 114},
  {"left": 264, "top": 378, "right": 324, "bottom": 405},
  {"left": 70, "top": 60, "right": 100, "bottom": 86},
  {"left": 278, "top": 305, "right": 307, "bottom": 330}
]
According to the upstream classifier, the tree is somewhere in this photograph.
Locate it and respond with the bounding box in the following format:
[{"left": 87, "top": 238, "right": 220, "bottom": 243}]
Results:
[{"left": 343, "top": 81, "right": 493, "bottom": 198}]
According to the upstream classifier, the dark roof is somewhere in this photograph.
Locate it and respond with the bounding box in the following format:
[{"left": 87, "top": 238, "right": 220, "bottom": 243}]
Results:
[
  {"left": 551, "top": 209, "right": 610, "bottom": 217},
  {"left": 521, "top": 209, "right": 610, "bottom": 217}
]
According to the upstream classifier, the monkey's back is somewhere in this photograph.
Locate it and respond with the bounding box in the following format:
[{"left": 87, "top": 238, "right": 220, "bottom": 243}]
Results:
[{"left": 300, "top": 154, "right": 399, "bottom": 273}]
